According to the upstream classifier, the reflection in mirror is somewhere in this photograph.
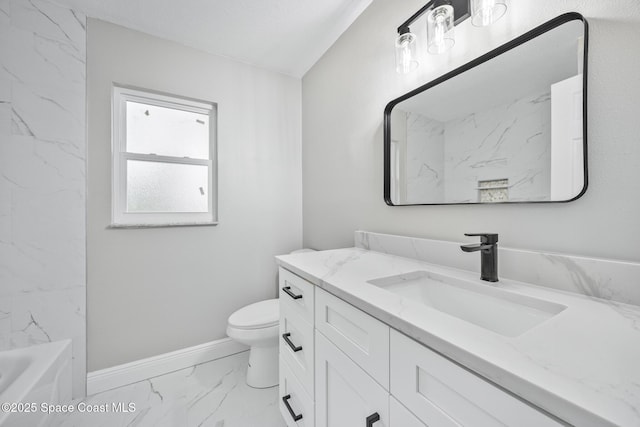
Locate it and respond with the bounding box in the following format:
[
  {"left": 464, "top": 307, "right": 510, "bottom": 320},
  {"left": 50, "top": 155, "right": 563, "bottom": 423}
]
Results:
[{"left": 385, "top": 14, "right": 587, "bottom": 205}]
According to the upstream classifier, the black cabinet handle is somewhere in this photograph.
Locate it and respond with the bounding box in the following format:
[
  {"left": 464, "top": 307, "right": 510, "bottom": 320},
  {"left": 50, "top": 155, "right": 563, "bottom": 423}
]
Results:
[
  {"left": 282, "top": 332, "right": 302, "bottom": 352},
  {"left": 282, "top": 394, "right": 303, "bottom": 421},
  {"left": 366, "top": 412, "right": 380, "bottom": 427},
  {"left": 282, "top": 286, "right": 303, "bottom": 300}
]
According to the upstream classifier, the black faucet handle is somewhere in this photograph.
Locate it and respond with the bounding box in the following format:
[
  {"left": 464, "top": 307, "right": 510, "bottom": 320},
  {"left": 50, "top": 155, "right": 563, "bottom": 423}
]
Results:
[{"left": 464, "top": 233, "right": 498, "bottom": 244}]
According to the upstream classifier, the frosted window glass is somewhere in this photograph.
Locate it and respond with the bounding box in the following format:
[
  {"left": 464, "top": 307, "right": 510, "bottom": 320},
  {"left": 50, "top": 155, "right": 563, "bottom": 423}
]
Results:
[
  {"left": 126, "top": 160, "right": 209, "bottom": 213},
  {"left": 126, "top": 101, "right": 209, "bottom": 158}
]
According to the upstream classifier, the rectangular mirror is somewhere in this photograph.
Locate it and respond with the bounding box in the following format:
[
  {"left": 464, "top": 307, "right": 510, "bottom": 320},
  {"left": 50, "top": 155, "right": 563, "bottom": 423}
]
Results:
[{"left": 384, "top": 13, "right": 588, "bottom": 205}]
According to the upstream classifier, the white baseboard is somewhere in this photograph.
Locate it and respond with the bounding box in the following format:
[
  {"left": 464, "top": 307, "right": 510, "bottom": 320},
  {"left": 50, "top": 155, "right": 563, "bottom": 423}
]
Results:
[{"left": 87, "top": 337, "right": 248, "bottom": 396}]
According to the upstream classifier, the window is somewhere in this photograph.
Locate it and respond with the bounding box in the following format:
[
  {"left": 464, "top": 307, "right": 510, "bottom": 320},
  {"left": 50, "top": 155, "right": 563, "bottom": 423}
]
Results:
[{"left": 112, "top": 86, "right": 217, "bottom": 226}]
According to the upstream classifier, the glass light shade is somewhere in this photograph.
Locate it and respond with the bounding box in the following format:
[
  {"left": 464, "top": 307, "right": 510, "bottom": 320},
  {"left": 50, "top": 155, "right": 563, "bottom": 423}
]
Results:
[
  {"left": 395, "top": 32, "right": 419, "bottom": 74},
  {"left": 471, "top": 0, "right": 507, "bottom": 27},
  {"left": 427, "top": 4, "right": 455, "bottom": 55}
]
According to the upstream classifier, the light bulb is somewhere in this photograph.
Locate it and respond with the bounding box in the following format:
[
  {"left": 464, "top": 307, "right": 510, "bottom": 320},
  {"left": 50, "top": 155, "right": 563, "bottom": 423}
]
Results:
[
  {"left": 471, "top": 0, "right": 507, "bottom": 27},
  {"left": 395, "top": 31, "right": 418, "bottom": 74},
  {"left": 434, "top": 13, "right": 446, "bottom": 46},
  {"left": 427, "top": 4, "right": 455, "bottom": 54}
]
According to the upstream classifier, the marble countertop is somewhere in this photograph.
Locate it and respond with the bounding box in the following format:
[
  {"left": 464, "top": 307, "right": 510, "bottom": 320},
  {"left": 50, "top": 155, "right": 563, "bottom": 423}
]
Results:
[{"left": 276, "top": 248, "right": 640, "bottom": 427}]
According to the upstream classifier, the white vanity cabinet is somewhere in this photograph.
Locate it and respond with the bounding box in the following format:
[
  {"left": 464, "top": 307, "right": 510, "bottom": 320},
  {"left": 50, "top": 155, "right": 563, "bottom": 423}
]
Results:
[{"left": 278, "top": 267, "right": 564, "bottom": 427}]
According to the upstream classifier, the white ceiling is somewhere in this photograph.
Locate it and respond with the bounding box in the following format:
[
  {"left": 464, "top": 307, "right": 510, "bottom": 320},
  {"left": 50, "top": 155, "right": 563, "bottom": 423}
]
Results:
[{"left": 55, "top": 0, "right": 372, "bottom": 77}]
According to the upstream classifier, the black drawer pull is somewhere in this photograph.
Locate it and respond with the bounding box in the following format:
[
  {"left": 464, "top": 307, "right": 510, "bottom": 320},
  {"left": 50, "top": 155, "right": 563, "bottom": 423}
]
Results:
[
  {"left": 366, "top": 412, "right": 380, "bottom": 426},
  {"left": 282, "top": 286, "right": 303, "bottom": 300},
  {"left": 282, "top": 394, "right": 303, "bottom": 421},
  {"left": 282, "top": 332, "right": 302, "bottom": 352}
]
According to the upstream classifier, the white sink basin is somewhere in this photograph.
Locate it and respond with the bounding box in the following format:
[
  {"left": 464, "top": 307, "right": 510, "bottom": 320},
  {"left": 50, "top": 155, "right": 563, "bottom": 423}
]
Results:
[{"left": 368, "top": 271, "right": 567, "bottom": 337}]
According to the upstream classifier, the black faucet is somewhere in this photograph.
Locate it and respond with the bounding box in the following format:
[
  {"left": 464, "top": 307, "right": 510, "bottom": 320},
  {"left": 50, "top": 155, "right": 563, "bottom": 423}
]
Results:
[{"left": 460, "top": 233, "right": 499, "bottom": 282}]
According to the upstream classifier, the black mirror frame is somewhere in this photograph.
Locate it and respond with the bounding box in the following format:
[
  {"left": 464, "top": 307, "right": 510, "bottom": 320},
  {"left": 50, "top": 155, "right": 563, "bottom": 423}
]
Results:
[{"left": 383, "top": 12, "right": 589, "bottom": 206}]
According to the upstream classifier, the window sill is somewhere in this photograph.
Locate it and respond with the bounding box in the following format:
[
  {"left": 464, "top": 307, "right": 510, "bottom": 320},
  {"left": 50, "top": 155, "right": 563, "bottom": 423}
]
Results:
[{"left": 108, "top": 221, "right": 219, "bottom": 229}]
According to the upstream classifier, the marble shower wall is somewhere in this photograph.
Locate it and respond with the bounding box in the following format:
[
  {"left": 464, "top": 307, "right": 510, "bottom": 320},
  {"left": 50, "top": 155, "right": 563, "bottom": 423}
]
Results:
[
  {"left": 0, "top": 0, "right": 86, "bottom": 397},
  {"left": 401, "top": 89, "right": 551, "bottom": 203},
  {"left": 444, "top": 90, "right": 551, "bottom": 203}
]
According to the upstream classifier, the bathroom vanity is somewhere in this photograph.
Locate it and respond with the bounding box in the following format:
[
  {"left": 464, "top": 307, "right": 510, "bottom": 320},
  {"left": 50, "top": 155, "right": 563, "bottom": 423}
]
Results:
[{"left": 276, "top": 233, "right": 640, "bottom": 427}]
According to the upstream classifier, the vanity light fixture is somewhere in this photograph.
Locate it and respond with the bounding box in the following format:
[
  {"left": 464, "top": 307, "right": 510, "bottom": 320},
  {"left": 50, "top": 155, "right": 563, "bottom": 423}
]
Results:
[
  {"left": 471, "top": 0, "right": 507, "bottom": 27},
  {"left": 395, "top": 0, "right": 507, "bottom": 74}
]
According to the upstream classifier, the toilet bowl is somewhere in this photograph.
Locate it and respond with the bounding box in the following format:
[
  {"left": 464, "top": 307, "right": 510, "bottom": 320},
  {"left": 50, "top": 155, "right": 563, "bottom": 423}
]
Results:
[
  {"left": 227, "top": 248, "right": 315, "bottom": 388},
  {"left": 226, "top": 298, "right": 280, "bottom": 388}
]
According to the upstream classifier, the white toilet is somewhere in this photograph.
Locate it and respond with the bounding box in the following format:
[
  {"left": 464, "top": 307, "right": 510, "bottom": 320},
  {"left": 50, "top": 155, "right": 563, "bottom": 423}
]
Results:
[
  {"left": 227, "top": 249, "right": 315, "bottom": 388},
  {"left": 227, "top": 298, "right": 280, "bottom": 388}
]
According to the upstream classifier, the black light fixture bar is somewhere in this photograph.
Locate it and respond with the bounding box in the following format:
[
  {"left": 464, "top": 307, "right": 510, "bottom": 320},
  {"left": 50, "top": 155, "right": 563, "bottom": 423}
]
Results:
[
  {"left": 397, "top": 0, "right": 435, "bottom": 34},
  {"left": 397, "top": 0, "right": 471, "bottom": 34}
]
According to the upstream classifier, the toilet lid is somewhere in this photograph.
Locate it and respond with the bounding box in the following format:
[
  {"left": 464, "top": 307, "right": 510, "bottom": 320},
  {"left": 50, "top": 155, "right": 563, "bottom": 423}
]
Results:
[{"left": 228, "top": 299, "right": 279, "bottom": 330}]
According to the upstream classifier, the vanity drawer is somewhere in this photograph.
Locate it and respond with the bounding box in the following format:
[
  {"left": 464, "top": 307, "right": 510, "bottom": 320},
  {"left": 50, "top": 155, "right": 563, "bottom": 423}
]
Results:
[
  {"left": 315, "top": 287, "right": 390, "bottom": 389},
  {"left": 390, "top": 330, "right": 562, "bottom": 427},
  {"left": 280, "top": 301, "right": 314, "bottom": 398},
  {"left": 279, "top": 267, "right": 315, "bottom": 323},
  {"left": 280, "top": 356, "right": 314, "bottom": 427}
]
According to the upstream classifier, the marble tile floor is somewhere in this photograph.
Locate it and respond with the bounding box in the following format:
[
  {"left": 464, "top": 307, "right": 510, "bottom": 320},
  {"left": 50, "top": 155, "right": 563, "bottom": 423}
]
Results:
[{"left": 48, "top": 351, "right": 285, "bottom": 427}]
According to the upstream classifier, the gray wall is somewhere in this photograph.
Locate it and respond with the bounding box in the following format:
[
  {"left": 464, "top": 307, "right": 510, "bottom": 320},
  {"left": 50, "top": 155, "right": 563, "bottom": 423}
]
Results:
[
  {"left": 302, "top": 0, "right": 640, "bottom": 262},
  {"left": 87, "top": 20, "right": 302, "bottom": 371}
]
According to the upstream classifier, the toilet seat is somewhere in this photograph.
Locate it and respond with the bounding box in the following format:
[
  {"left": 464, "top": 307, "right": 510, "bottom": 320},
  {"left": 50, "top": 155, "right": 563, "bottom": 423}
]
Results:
[{"left": 228, "top": 299, "right": 279, "bottom": 330}]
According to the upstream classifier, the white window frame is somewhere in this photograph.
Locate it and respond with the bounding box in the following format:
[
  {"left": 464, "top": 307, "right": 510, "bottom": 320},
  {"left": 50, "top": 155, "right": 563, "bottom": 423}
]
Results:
[{"left": 111, "top": 85, "right": 218, "bottom": 227}]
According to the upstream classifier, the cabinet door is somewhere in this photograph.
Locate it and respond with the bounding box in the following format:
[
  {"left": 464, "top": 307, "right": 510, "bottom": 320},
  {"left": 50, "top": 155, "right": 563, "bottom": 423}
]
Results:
[
  {"left": 390, "top": 397, "right": 427, "bottom": 427},
  {"left": 316, "top": 331, "right": 389, "bottom": 427}
]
